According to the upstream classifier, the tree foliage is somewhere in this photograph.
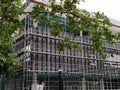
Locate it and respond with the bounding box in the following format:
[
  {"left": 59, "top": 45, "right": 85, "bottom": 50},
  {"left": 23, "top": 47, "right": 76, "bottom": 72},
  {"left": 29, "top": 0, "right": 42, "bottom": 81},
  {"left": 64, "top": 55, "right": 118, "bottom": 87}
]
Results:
[
  {"left": 0, "top": 0, "right": 22, "bottom": 77},
  {"left": 0, "top": 0, "right": 120, "bottom": 76},
  {"left": 30, "top": 0, "right": 120, "bottom": 59}
]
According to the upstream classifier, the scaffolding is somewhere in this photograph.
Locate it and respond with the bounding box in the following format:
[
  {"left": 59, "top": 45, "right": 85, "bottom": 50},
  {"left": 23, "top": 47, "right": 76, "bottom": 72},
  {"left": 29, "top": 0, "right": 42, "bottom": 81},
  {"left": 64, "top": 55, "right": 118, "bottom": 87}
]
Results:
[
  {"left": 4, "top": 0, "right": 120, "bottom": 89},
  {"left": 5, "top": 15, "right": 120, "bottom": 90}
]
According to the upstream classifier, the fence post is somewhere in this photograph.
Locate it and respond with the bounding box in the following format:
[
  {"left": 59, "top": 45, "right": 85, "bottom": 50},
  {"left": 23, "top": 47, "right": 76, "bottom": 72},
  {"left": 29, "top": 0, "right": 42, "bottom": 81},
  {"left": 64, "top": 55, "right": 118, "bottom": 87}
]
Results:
[
  {"left": 0, "top": 75, "right": 6, "bottom": 90},
  {"left": 58, "top": 69, "right": 63, "bottom": 90}
]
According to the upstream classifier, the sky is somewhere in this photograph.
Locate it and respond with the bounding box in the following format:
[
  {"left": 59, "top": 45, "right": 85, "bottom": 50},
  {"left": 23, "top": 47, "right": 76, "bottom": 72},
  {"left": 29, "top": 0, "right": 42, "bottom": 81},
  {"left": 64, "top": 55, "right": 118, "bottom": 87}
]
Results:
[{"left": 80, "top": 0, "right": 120, "bottom": 21}]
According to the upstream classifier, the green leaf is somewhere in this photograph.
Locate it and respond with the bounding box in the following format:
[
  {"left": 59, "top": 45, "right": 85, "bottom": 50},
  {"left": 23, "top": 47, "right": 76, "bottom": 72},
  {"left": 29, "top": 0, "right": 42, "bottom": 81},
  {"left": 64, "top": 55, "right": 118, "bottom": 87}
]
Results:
[{"left": 101, "top": 52, "right": 107, "bottom": 60}]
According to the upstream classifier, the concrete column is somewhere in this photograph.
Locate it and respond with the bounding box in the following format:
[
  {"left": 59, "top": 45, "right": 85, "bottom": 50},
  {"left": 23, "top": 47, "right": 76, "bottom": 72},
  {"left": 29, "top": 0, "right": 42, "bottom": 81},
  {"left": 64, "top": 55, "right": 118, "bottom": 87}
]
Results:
[
  {"left": 31, "top": 53, "right": 37, "bottom": 90},
  {"left": 82, "top": 77, "right": 86, "bottom": 90},
  {"left": 100, "top": 78, "right": 104, "bottom": 90},
  {"left": 32, "top": 72, "right": 37, "bottom": 90}
]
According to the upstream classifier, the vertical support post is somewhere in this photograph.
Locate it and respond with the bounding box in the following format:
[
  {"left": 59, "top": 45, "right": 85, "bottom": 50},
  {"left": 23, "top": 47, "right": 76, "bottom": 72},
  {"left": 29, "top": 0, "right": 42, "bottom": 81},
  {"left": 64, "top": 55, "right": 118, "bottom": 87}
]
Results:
[
  {"left": 82, "top": 77, "right": 86, "bottom": 90},
  {"left": 100, "top": 77, "right": 104, "bottom": 90},
  {"left": 0, "top": 75, "right": 5, "bottom": 90},
  {"left": 81, "top": 31, "right": 86, "bottom": 90},
  {"left": 31, "top": 54, "right": 37, "bottom": 90},
  {"left": 32, "top": 72, "right": 37, "bottom": 90},
  {"left": 58, "top": 69, "right": 63, "bottom": 90},
  {"left": 31, "top": 15, "right": 37, "bottom": 90},
  {"left": 22, "top": 16, "right": 27, "bottom": 90}
]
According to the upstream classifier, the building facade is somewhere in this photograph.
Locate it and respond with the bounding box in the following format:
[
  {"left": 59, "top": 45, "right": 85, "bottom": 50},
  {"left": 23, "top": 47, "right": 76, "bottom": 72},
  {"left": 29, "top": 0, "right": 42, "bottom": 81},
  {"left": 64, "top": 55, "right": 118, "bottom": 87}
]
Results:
[{"left": 5, "top": 1, "right": 120, "bottom": 90}]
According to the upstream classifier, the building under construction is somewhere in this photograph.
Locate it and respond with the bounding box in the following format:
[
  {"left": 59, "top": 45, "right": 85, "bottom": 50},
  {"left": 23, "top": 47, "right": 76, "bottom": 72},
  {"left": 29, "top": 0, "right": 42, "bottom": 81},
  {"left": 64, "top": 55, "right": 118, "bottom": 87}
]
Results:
[{"left": 5, "top": 0, "right": 120, "bottom": 90}]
